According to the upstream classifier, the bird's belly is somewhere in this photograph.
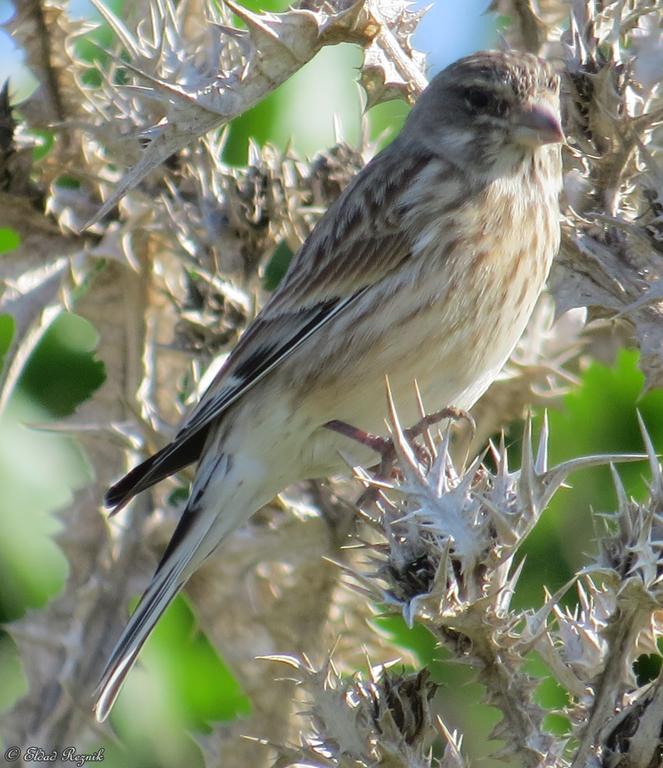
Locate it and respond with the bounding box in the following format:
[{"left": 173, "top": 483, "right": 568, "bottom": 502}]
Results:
[
  {"left": 295, "top": 279, "right": 538, "bottom": 476},
  {"left": 285, "top": 177, "right": 557, "bottom": 477}
]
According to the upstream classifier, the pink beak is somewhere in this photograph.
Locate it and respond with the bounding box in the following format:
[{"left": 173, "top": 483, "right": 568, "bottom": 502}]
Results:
[{"left": 513, "top": 104, "right": 564, "bottom": 146}]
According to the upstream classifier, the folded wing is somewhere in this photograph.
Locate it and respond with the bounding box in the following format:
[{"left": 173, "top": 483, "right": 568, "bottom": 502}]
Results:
[{"left": 105, "top": 143, "right": 431, "bottom": 512}]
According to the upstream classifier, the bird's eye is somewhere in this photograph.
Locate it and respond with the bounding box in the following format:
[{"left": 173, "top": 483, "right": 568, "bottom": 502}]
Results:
[
  {"left": 464, "top": 87, "right": 490, "bottom": 111},
  {"left": 464, "top": 87, "right": 509, "bottom": 118}
]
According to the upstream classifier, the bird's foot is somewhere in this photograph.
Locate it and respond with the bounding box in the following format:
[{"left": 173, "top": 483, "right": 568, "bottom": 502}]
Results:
[
  {"left": 323, "top": 420, "right": 391, "bottom": 457},
  {"left": 324, "top": 405, "right": 475, "bottom": 486},
  {"left": 405, "top": 405, "right": 476, "bottom": 444}
]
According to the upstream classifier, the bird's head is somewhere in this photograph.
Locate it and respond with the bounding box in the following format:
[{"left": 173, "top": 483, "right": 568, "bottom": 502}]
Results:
[{"left": 404, "top": 50, "right": 563, "bottom": 178}]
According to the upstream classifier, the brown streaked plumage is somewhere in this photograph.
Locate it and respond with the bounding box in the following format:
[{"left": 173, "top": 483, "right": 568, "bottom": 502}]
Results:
[{"left": 95, "top": 50, "right": 563, "bottom": 721}]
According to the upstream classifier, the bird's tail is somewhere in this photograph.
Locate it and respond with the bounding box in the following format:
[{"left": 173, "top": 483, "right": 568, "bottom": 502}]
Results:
[
  {"left": 93, "top": 555, "right": 189, "bottom": 722},
  {"left": 94, "top": 451, "right": 247, "bottom": 722}
]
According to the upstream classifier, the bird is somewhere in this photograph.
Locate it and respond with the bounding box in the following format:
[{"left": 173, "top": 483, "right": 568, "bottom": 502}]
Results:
[{"left": 94, "top": 49, "right": 564, "bottom": 721}]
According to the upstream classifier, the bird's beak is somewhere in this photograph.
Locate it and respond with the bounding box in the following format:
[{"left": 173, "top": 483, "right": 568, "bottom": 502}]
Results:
[{"left": 512, "top": 104, "right": 564, "bottom": 147}]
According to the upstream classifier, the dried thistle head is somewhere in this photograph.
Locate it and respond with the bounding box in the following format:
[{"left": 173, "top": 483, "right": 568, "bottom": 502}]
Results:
[
  {"left": 262, "top": 655, "right": 438, "bottom": 767},
  {"left": 347, "top": 398, "right": 640, "bottom": 631}
]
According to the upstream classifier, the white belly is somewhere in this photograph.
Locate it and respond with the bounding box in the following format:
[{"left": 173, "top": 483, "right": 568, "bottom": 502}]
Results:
[{"left": 292, "top": 267, "right": 542, "bottom": 477}]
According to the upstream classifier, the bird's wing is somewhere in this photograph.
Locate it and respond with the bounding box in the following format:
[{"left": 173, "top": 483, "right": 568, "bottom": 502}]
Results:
[
  {"left": 105, "top": 145, "right": 432, "bottom": 511},
  {"left": 175, "top": 144, "right": 431, "bottom": 440}
]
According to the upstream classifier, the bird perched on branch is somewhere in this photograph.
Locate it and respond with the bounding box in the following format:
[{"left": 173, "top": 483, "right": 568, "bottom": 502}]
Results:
[{"left": 95, "top": 49, "right": 563, "bottom": 721}]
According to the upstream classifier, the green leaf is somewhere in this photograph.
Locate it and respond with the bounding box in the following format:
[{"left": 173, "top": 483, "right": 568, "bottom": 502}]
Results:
[
  {"left": 19, "top": 313, "right": 106, "bottom": 417},
  {"left": 0, "top": 228, "right": 21, "bottom": 254},
  {"left": 223, "top": 98, "right": 281, "bottom": 166},
  {"left": 30, "top": 129, "right": 55, "bottom": 161},
  {"left": 0, "top": 632, "right": 28, "bottom": 713},
  {"left": 263, "top": 240, "right": 294, "bottom": 291},
  {"left": 55, "top": 175, "right": 81, "bottom": 189},
  {"left": 0, "top": 315, "right": 15, "bottom": 367}
]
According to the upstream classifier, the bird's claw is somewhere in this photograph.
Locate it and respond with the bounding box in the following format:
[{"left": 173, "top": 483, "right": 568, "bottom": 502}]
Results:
[
  {"left": 405, "top": 405, "right": 476, "bottom": 442},
  {"left": 324, "top": 406, "right": 474, "bottom": 503}
]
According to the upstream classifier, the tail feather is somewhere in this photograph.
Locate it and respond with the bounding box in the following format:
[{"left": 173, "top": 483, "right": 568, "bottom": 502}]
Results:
[
  {"left": 94, "top": 561, "right": 185, "bottom": 722},
  {"left": 95, "top": 451, "right": 260, "bottom": 722},
  {"left": 94, "top": 479, "right": 224, "bottom": 721}
]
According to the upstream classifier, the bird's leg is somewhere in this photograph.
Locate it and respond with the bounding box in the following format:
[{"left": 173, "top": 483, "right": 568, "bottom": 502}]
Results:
[
  {"left": 323, "top": 420, "right": 391, "bottom": 456},
  {"left": 325, "top": 419, "right": 405, "bottom": 478},
  {"left": 404, "top": 406, "right": 476, "bottom": 443},
  {"left": 325, "top": 407, "right": 471, "bottom": 510},
  {"left": 324, "top": 406, "right": 475, "bottom": 475}
]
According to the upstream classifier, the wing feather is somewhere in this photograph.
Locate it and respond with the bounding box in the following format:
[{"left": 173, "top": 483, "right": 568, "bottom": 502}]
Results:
[
  {"left": 177, "top": 293, "right": 365, "bottom": 438},
  {"left": 177, "top": 144, "right": 432, "bottom": 439},
  {"left": 105, "top": 143, "right": 433, "bottom": 509}
]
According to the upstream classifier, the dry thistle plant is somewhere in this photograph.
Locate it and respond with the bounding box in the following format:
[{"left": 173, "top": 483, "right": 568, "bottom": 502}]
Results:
[
  {"left": 0, "top": 0, "right": 662, "bottom": 766},
  {"left": 283, "top": 400, "right": 662, "bottom": 768}
]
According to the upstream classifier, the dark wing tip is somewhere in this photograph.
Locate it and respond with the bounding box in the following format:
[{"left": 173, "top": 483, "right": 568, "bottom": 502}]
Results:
[
  {"left": 104, "top": 462, "right": 149, "bottom": 512},
  {"left": 104, "top": 480, "right": 125, "bottom": 508},
  {"left": 103, "top": 430, "right": 209, "bottom": 514}
]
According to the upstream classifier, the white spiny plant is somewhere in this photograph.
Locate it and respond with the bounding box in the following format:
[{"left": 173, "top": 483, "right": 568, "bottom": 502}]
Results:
[
  {"left": 245, "top": 402, "right": 663, "bottom": 766},
  {"left": 1, "top": 0, "right": 662, "bottom": 766},
  {"left": 346, "top": 404, "right": 663, "bottom": 767}
]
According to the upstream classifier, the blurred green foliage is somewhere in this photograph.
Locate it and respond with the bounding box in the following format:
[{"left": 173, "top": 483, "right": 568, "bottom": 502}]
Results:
[
  {"left": 262, "top": 240, "right": 294, "bottom": 291},
  {"left": 29, "top": 128, "right": 55, "bottom": 161},
  {"left": 19, "top": 313, "right": 105, "bottom": 417},
  {"left": 0, "top": 227, "right": 21, "bottom": 253},
  {"left": 0, "top": 314, "right": 14, "bottom": 366}
]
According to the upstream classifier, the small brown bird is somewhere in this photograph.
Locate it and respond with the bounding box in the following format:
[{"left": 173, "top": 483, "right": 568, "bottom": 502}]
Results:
[{"left": 95, "top": 49, "right": 563, "bottom": 721}]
